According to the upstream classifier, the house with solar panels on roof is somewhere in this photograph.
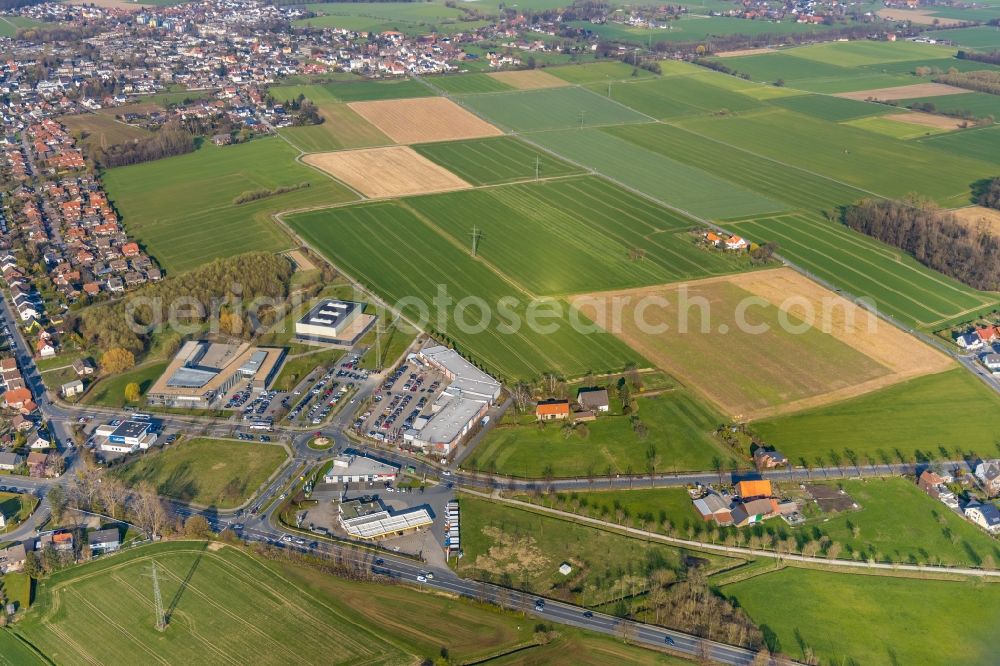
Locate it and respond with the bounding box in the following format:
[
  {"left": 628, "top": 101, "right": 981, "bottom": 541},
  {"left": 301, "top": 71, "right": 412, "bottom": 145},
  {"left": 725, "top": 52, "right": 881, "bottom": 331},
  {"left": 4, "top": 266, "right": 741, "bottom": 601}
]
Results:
[{"left": 146, "top": 340, "right": 286, "bottom": 408}]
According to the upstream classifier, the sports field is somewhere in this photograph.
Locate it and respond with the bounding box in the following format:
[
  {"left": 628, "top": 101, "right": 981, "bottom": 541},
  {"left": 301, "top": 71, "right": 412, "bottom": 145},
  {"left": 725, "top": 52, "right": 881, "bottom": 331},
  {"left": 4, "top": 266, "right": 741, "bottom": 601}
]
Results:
[
  {"left": 572, "top": 268, "right": 952, "bottom": 419},
  {"left": 459, "top": 86, "right": 651, "bottom": 132},
  {"left": 528, "top": 128, "right": 788, "bottom": 219},
  {"left": 349, "top": 97, "right": 502, "bottom": 143},
  {"left": 724, "top": 568, "right": 1000, "bottom": 666},
  {"left": 286, "top": 196, "right": 648, "bottom": 381},
  {"left": 404, "top": 177, "right": 752, "bottom": 295},
  {"left": 113, "top": 438, "right": 288, "bottom": 509},
  {"left": 753, "top": 368, "right": 1000, "bottom": 461},
  {"left": 102, "top": 138, "right": 357, "bottom": 274},
  {"left": 728, "top": 213, "right": 998, "bottom": 328},
  {"left": 303, "top": 146, "right": 471, "bottom": 198},
  {"left": 279, "top": 103, "right": 391, "bottom": 152},
  {"left": 465, "top": 390, "right": 735, "bottom": 477},
  {"left": 412, "top": 136, "right": 583, "bottom": 185}
]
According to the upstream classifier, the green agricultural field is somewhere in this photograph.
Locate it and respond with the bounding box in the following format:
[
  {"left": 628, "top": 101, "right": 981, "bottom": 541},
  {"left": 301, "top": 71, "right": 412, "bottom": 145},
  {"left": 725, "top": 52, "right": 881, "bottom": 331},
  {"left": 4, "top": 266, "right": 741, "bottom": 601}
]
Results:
[
  {"left": 604, "top": 123, "right": 867, "bottom": 214},
  {"left": 81, "top": 362, "right": 168, "bottom": 408},
  {"left": 767, "top": 93, "right": 889, "bottom": 121},
  {"left": 918, "top": 124, "right": 1000, "bottom": 163},
  {"left": 113, "top": 438, "right": 288, "bottom": 509},
  {"left": 286, "top": 196, "right": 647, "bottom": 381},
  {"left": 465, "top": 391, "right": 735, "bottom": 478},
  {"left": 843, "top": 115, "right": 952, "bottom": 140},
  {"left": 412, "top": 136, "right": 583, "bottom": 185},
  {"left": 711, "top": 52, "right": 858, "bottom": 87},
  {"left": 404, "top": 176, "right": 754, "bottom": 293},
  {"left": 456, "top": 495, "right": 738, "bottom": 605},
  {"left": 568, "top": 16, "right": 833, "bottom": 46},
  {"left": 728, "top": 213, "right": 997, "bottom": 328},
  {"left": 724, "top": 568, "right": 1000, "bottom": 666},
  {"left": 13, "top": 541, "right": 537, "bottom": 665},
  {"left": 528, "top": 128, "right": 787, "bottom": 219},
  {"left": 929, "top": 25, "right": 1000, "bottom": 49},
  {"left": 458, "top": 86, "right": 650, "bottom": 132},
  {"left": 786, "top": 40, "right": 953, "bottom": 67},
  {"left": 427, "top": 73, "right": 514, "bottom": 94},
  {"left": 62, "top": 111, "right": 151, "bottom": 152},
  {"left": 271, "top": 77, "right": 434, "bottom": 104},
  {"left": 280, "top": 103, "right": 392, "bottom": 152},
  {"left": 676, "top": 107, "right": 995, "bottom": 207},
  {"left": 294, "top": 1, "right": 489, "bottom": 35},
  {"left": 753, "top": 368, "right": 1000, "bottom": 463},
  {"left": 900, "top": 91, "right": 1000, "bottom": 119},
  {"left": 547, "top": 61, "right": 656, "bottom": 84},
  {"left": 102, "top": 138, "right": 357, "bottom": 274},
  {"left": 0, "top": 629, "right": 45, "bottom": 666},
  {"left": 589, "top": 75, "right": 763, "bottom": 119}
]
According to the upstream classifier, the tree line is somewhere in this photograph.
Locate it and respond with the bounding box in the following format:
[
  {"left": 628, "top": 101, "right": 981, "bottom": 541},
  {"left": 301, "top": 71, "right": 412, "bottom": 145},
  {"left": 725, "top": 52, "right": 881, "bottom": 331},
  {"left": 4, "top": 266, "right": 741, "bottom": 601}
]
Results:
[
  {"left": 976, "top": 177, "right": 1000, "bottom": 210},
  {"left": 934, "top": 69, "right": 1000, "bottom": 96},
  {"left": 74, "top": 252, "right": 294, "bottom": 355},
  {"left": 93, "top": 122, "right": 196, "bottom": 169},
  {"left": 842, "top": 197, "right": 1000, "bottom": 291},
  {"left": 957, "top": 49, "right": 1000, "bottom": 66}
]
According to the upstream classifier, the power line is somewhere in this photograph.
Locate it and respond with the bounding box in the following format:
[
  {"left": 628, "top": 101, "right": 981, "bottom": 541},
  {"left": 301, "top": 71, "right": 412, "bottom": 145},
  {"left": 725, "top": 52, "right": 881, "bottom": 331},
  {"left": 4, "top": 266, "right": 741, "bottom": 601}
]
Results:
[{"left": 151, "top": 561, "right": 166, "bottom": 632}]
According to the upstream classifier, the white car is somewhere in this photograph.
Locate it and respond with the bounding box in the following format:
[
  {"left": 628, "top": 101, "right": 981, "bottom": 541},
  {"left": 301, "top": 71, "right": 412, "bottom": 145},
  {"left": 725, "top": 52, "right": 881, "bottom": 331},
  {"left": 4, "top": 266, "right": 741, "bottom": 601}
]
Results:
[
  {"left": 442, "top": 470, "right": 451, "bottom": 476},
  {"left": 416, "top": 575, "right": 427, "bottom": 583},
  {"left": 282, "top": 535, "right": 293, "bottom": 543}
]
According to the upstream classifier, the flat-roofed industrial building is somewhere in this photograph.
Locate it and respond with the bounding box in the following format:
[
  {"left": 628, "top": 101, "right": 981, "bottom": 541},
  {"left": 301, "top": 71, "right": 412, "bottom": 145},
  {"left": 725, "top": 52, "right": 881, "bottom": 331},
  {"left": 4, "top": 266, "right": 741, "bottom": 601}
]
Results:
[
  {"left": 294, "top": 299, "right": 376, "bottom": 346},
  {"left": 147, "top": 341, "right": 286, "bottom": 407}
]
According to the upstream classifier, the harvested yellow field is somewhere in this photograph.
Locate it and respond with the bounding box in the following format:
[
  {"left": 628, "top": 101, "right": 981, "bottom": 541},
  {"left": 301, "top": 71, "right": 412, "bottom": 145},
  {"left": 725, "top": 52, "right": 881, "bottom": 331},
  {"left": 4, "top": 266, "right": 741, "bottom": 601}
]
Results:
[
  {"left": 348, "top": 97, "right": 503, "bottom": 144},
  {"left": 883, "top": 112, "right": 966, "bottom": 130},
  {"left": 303, "top": 146, "right": 470, "bottom": 198},
  {"left": 835, "top": 83, "right": 967, "bottom": 101},
  {"left": 570, "top": 268, "right": 952, "bottom": 420},
  {"left": 714, "top": 47, "right": 778, "bottom": 58},
  {"left": 876, "top": 8, "right": 963, "bottom": 25},
  {"left": 951, "top": 206, "right": 1000, "bottom": 236},
  {"left": 487, "top": 70, "right": 570, "bottom": 90}
]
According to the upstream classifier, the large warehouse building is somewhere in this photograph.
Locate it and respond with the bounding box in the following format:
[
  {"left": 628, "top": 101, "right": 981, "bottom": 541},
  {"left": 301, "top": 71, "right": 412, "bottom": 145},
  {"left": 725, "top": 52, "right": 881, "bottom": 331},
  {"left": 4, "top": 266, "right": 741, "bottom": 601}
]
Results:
[
  {"left": 294, "top": 299, "right": 376, "bottom": 346},
  {"left": 404, "top": 345, "right": 501, "bottom": 455},
  {"left": 323, "top": 454, "right": 399, "bottom": 484},
  {"left": 146, "top": 341, "right": 285, "bottom": 407}
]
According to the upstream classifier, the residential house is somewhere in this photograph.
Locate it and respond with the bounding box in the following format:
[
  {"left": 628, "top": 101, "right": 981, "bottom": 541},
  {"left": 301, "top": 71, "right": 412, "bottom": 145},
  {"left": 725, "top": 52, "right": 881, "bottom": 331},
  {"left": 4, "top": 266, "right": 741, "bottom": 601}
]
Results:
[
  {"left": 730, "top": 497, "right": 780, "bottom": 527},
  {"left": 535, "top": 399, "right": 569, "bottom": 421},
  {"left": 36, "top": 337, "right": 55, "bottom": 358},
  {"left": 0, "top": 543, "right": 26, "bottom": 573},
  {"left": 964, "top": 501, "right": 1000, "bottom": 534},
  {"left": 26, "top": 451, "right": 48, "bottom": 477},
  {"left": 4, "top": 387, "right": 32, "bottom": 410},
  {"left": 983, "top": 353, "right": 1000, "bottom": 373},
  {"left": 27, "top": 431, "right": 49, "bottom": 450},
  {"left": 956, "top": 331, "right": 985, "bottom": 350},
  {"left": 72, "top": 357, "right": 95, "bottom": 376},
  {"left": 10, "top": 414, "right": 31, "bottom": 432},
  {"left": 975, "top": 460, "right": 1000, "bottom": 496},
  {"left": 753, "top": 448, "right": 788, "bottom": 469},
  {"left": 61, "top": 379, "right": 84, "bottom": 397},
  {"left": 38, "top": 531, "right": 73, "bottom": 553},
  {"left": 577, "top": 387, "right": 609, "bottom": 413},
  {"left": 0, "top": 451, "right": 23, "bottom": 471},
  {"left": 918, "top": 469, "right": 950, "bottom": 498},
  {"left": 725, "top": 235, "right": 749, "bottom": 251},
  {"left": 87, "top": 528, "right": 120, "bottom": 554}
]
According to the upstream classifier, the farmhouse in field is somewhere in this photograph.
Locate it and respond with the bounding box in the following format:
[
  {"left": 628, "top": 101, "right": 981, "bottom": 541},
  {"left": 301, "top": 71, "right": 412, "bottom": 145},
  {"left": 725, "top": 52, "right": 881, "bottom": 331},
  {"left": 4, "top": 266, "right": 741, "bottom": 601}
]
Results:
[
  {"left": 704, "top": 231, "right": 749, "bottom": 251},
  {"left": 692, "top": 479, "right": 781, "bottom": 527},
  {"left": 536, "top": 399, "right": 570, "bottom": 421},
  {"left": 693, "top": 491, "right": 734, "bottom": 525},
  {"left": 576, "top": 387, "right": 610, "bottom": 413},
  {"left": 753, "top": 448, "right": 788, "bottom": 469}
]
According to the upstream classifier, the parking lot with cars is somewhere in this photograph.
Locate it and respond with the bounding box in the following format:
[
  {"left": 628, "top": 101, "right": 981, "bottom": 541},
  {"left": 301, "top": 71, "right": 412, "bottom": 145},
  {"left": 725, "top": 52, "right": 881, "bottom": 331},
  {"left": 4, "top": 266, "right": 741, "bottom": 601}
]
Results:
[
  {"left": 286, "top": 354, "right": 367, "bottom": 426},
  {"left": 354, "top": 361, "right": 447, "bottom": 446}
]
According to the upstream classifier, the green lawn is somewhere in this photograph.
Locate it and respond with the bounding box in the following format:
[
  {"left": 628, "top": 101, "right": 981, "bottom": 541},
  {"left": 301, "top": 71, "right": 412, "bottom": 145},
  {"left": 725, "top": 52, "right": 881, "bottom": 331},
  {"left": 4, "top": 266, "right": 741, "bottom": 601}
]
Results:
[
  {"left": 456, "top": 495, "right": 739, "bottom": 606},
  {"left": 753, "top": 368, "right": 1000, "bottom": 463},
  {"left": 271, "top": 350, "right": 343, "bottom": 392},
  {"left": 80, "top": 362, "right": 168, "bottom": 408},
  {"left": 465, "top": 391, "right": 734, "bottom": 478},
  {"left": 112, "top": 438, "right": 288, "bottom": 509},
  {"left": 0, "top": 492, "right": 38, "bottom": 533},
  {"left": 728, "top": 213, "right": 998, "bottom": 329},
  {"left": 412, "top": 136, "right": 584, "bottom": 185},
  {"left": 724, "top": 568, "right": 1000, "bottom": 666},
  {"left": 458, "top": 86, "right": 650, "bottom": 132},
  {"left": 102, "top": 138, "right": 357, "bottom": 274}
]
